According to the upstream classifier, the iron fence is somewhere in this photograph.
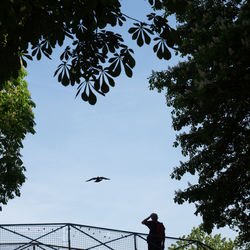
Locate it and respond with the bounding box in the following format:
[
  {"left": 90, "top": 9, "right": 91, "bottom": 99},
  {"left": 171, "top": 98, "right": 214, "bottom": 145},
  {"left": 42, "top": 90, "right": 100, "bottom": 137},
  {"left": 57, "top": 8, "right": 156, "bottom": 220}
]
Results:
[{"left": 0, "top": 223, "right": 214, "bottom": 250}]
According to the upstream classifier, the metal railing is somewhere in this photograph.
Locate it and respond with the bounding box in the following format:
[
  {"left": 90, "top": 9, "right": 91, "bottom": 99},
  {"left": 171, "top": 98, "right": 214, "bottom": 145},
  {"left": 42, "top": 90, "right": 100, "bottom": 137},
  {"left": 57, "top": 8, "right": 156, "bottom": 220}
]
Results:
[{"left": 0, "top": 223, "right": 214, "bottom": 250}]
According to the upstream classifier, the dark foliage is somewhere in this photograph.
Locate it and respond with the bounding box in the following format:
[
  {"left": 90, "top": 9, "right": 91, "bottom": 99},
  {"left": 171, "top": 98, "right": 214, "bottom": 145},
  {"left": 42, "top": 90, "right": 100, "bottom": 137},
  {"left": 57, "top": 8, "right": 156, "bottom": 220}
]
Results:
[
  {"left": 149, "top": 0, "right": 250, "bottom": 245},
  {"left": 0, "top": 0, "right": 180, "bottom": 105}
]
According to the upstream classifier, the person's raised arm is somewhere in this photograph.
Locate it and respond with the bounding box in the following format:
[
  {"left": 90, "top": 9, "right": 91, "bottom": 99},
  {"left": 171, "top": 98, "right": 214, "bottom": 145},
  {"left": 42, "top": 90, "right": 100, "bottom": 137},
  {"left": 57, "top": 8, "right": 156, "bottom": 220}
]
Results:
[{"left": 141, "top": 214, "right": 152, "bottom": 225}]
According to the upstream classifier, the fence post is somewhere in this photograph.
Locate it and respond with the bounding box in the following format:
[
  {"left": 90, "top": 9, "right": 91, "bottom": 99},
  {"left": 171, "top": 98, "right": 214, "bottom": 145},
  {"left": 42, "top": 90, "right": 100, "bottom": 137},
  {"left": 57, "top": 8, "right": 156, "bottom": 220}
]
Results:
[
  {"left": 68, "top": 224, "right": 71, "bottom": 250},
  {"left": 134, "top": 233, "right": 137, "bottom": 250}
]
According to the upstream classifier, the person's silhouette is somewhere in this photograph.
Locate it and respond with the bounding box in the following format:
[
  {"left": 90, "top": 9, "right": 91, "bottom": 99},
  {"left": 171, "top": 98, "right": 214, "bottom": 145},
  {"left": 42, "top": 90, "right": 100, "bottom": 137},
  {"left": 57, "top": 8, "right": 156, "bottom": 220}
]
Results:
[{"left": 142, "top": 213, "right": 165, "bottom": 250}]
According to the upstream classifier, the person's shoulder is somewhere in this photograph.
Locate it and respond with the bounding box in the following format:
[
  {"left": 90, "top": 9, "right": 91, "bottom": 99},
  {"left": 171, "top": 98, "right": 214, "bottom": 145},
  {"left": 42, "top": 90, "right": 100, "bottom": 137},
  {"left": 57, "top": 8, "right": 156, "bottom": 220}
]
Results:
[{"left": 157, "top": 221, "right": 165, "bottom": 228}]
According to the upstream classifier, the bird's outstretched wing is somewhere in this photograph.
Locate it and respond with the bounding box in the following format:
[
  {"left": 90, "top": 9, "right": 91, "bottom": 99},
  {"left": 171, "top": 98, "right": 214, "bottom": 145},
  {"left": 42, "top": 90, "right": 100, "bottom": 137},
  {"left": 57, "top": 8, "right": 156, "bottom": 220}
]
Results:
[
  {"left": 86, "top": 176, "right": 111, "bottom": 182},
  {"left": 86, "top": 177, "right": 97, "bottom": 182},
  {"left": 100, "top": 177, "right": 110, "bottom": 180}
]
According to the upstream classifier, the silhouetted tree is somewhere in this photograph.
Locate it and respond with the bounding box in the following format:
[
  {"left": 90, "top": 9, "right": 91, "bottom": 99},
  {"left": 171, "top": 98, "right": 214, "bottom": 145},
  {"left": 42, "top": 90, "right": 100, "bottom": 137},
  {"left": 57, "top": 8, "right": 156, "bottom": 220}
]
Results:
[
  {"left": 149, "top": 0, "right": 249, "bottom": 245},
  {"left": 0, "top": 0, "right": 180, "bottom": 105},
  {"left": 169, "top": 225, "right": 238, "bottom": 250},
  {"left": 0, "top": 0, "right": 181, "bottom": 209},
  {"left": 0, "top": 68, "right": 35, "bottom": 211}
]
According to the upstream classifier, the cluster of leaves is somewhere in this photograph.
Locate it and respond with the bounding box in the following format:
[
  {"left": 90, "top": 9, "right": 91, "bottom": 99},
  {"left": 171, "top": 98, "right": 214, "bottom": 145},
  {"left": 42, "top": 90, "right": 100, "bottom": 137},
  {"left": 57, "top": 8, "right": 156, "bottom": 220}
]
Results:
[
  {"left": 149, "top": 0, "right": 250, "bottom": 245},
  {"left": 169, "top": 225, "right": 238, "bottom": 250},
  {"left": 0, "top": 0, "right": 180, "bottom": 105},
  {"left": 0, "top": 68, "right": 35, "bottom": 211}
]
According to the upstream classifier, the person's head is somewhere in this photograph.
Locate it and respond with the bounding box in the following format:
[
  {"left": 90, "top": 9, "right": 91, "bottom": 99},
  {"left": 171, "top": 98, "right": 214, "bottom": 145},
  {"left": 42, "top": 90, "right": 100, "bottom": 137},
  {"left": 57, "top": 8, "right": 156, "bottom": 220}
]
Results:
[{"left": 150, "top": 213, "right": 158, "bottom": 221}]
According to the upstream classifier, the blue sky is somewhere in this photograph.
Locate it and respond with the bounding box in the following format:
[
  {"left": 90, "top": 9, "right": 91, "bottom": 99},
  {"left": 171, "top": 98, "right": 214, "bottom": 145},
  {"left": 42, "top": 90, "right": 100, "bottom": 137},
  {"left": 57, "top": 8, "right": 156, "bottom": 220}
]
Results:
[{"left": 0, "top": 0, "right": 237, "bottom": 241}]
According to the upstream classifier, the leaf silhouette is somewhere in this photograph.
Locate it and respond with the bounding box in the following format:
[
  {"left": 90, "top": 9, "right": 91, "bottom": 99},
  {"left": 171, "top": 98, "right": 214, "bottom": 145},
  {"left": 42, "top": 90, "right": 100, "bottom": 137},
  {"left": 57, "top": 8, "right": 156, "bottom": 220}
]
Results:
[
  {"left": 88, "top": 87, "right": 97, "bottom": 105},
  {"left": 124, "top": 64, "right": 133, "bottom": 78},
  {"left": 128, "top": 23, "right": 153, "bottom": 47},
  {"left": 101, "top": 79, "right": 110, "bottom": 93},
  {"left": 106, "top": 74, "right": 115, "bottom": 87},
  {"left": 81, "top": 90, "right": 88, "bottom": 102},
  {"left": 62, "top": 73, "right": 69, "bottom": 86},
  {"left": 153, "top": 37, "right": 171, "bottom": 60}
]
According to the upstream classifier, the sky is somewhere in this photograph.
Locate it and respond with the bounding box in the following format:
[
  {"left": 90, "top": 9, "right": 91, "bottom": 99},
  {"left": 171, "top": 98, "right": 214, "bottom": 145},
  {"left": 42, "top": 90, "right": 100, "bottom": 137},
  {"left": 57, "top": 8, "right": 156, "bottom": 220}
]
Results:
[{"left": 0, "top": 0, "right": 237, "bottom": 242}]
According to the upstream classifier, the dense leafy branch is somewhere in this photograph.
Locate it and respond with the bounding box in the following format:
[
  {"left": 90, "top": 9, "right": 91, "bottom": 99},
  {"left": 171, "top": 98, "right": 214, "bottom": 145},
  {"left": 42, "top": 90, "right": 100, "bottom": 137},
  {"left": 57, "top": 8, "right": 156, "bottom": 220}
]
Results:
[
  {"left": 149, "top": 0, "right": 250, "bottom": 245},
  {"left": 2, "top": 3, "right": 249, "bottom": 246},
  {"left": 0, "top": 0, "right": 180, "bottom": 105},
  {"left": 0, "top": 0, "right": 184, "bottom": 210},
  {"left": 0, "top": 68, "right": 35, "bottom": 211},
  {"left": 169, "top": 225, "right": 238, "bottom": 250}
]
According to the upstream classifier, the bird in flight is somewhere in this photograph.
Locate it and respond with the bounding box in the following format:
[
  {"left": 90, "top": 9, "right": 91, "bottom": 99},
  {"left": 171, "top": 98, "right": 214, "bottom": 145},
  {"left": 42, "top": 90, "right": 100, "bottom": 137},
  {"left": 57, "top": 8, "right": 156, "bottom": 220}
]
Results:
[{"left": 86, "top": 177, "right": 110, "bottom": 183}]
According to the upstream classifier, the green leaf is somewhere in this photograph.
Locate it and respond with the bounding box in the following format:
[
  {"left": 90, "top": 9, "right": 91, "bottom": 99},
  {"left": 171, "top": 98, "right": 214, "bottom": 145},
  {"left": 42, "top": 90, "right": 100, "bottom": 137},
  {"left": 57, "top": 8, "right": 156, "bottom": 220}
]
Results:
[
  {"left": 101, "top": 79, "right": 110, "bottom": 93},
  {"left": 23, "top": 54, "right": 33, "bottom": 61},
  {"left": 102, "top": 45, "right": 108, "bottom": 55},
  {"left": 109, "top": 14, "right": 117, "bottom": 27},
  {"left": 163, "top": 46, "right": 171, "bottom": 60},
  {"left": 157, "top": 46, "right": 163, "bottom": 59},
  {"left": 106, "top": 74, "right": 115, "bottom": 87},
  {"left": 108, "top": 61, "right": 117, "bottom": 72},
  {"left": 88, "top": 87, "right": 97, "bottom": 105},
  {"left": 81, "top": 89, "right": 88, "bottom": 102},
  {"left": 60, "top": 52, "right": 64, "bottom": 60},
  {"left": 108, "top": 57, "right": 117, "bottom": 63},
  {"left": 54, "top": 67, "right": 61, "bottom": 77},
  {"left": 37, "top": 49, "right": 41, "bottom": 60},
  {"left": 137, "top": 32, "right": 144, "bottom": 47},
  {"left": 153, "top": 43, "right": 159, "bottom": 53},
  {"left": 46, "top": 45, "right": 53, "bottom": 55},
  {"left": 31, "top": 48, "right": 38, "bottom": 57},
  {"left": 58, "top": 71, "right": 63, "bottom": 82},
  {"left": 0, "top": 68, "right": 35, "bottom": 208},
  {"left": 124, "top": 64, "right": 133, "bottom": 78},
  {"left": 94, "top": 78, "right": 100, "bottom": 90},
  {"left": 143, "top": 30, "right": 151, "bottom": 45},
  {"left": 128, "top": 27, "right": 138, "bottom": 34},
  {"left": 155, "top": 0, "right": 162, "bottom": 9},
  {"left": 61, "top": 73, "right": 69, "bottom": 86},
  {"left": 108, "top": 61, "right": 121, "bottom": 77},
  {"left": 21, "top": 58, "right": 27, "bottom": 68},
  {"left": 114, "top": 61, "right": 121, "bottom": 76},
  {"left": 75, "top": 87, "right": 82, "bottom": 98},
  {"left": 144, "top": 27, "right": 154, "bottom": 35},
  {"left": 126, "top": 53, "right": 136, "bottom": 68},
  {"left": 118, "top": 19, "right": 123, "bottom": 26},
  {"left": 132, "top": 30, "right": 139, "bottom": 40}
]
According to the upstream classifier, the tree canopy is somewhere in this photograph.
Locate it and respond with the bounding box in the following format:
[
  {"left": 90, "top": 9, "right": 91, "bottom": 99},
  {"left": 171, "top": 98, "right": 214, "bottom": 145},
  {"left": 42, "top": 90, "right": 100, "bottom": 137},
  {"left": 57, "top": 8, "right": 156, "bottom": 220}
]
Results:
[
  {"left": 0, "top": 0, "right": 188, "bottom": 210},
  {"left": 0, "top": 68, "right": 35, "bottom": 211},
  {"left": 0, "top": 0, "right": 189, "bottom": 211},
  {"left": 169, "top": 225, "right": 238, "bottom": 250},
  {"left": 149, "top": 0, "right": 250, "bottom": 245},
  {"left": 1, "top": 0, "right": 181, "bottom": 105},
  {"left": 1, "top": 1, "right": 249, "bottom": 245}
]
